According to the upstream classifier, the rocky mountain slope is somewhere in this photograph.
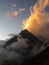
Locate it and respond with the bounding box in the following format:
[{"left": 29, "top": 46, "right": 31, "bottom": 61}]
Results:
[{"left": 0, "top": 29, "right": 49, "bottom": 65}]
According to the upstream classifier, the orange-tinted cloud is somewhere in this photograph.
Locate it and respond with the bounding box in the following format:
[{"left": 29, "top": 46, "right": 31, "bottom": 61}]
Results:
[
  {"left": 12, "top": 11, "right": 18, "bottom": 16},
  {"left": 23, "top": 0, "right": 49, "bottom": 40},
  {"left": 19, "top": 8, "right": 26, "bottom": 12},
  {"left": 5, "top": 11, "right": 18, "bottom": 17},
  {"left": 5, "top": 7, "right": 26, "bottom": 17}
]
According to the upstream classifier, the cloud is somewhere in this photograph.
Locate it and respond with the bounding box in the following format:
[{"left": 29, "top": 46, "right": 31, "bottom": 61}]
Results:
[
  {"left": 5, "top": 5, "right": 26, "bottom": 17},
  {"left": 5, "top": 7, "right": 26, "bottom": 17},
  {"left": 19, "top": 8, "right": 26, "bottom": 12},
  {"left": 0, "top": 34, "right": 29, "bottom": 65},
  {"left": 5, "top": 3, "right": 26, "bottom": 17},
  {"left": 12, "top": 11, "right": 18, "bottom": 16},
  {"left": 23, "top": 0, "right": 49, "bottom": 40},
  {"left": 12, "top": 4, "right": 16, "bottom": 8},
  {"left": 5, "top": 11, "right": 18, "bottom": 17},
  {"left": 0, "top": 30, "right": 49, "bottom": 65},
  {"left": 8, "top": 33, "right": 17, "bottom": 37}
]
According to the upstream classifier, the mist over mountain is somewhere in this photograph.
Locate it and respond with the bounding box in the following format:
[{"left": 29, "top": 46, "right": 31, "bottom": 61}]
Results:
[{"left": 0, "top": 29, "right": 49, "bottom": 65}]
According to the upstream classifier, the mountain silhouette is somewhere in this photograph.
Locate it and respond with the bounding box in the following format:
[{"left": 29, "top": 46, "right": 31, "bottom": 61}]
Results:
[{"left": 0, "top": 29, "right": 49, "bottom": 65}]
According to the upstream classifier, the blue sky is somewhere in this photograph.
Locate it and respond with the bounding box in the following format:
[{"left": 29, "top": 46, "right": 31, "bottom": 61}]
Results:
[
  {"left": 0, "top": 0, "right": 37, "bottom": 40},
  {"left": 0, "top": 0, "right": 49, "bottom": 40}
]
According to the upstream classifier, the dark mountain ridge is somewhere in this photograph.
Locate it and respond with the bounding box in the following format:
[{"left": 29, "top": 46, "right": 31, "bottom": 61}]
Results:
[{"left": 0, "top": 29, "right": 49, "bottom": 65}]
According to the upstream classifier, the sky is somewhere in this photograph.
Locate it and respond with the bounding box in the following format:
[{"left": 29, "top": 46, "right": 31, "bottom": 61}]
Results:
[
  {"left": 0, "top": 0, "right": 37, "bottom": 40},
  {"left": 0, "top": 0, "right": 49, "bottom": 40}
]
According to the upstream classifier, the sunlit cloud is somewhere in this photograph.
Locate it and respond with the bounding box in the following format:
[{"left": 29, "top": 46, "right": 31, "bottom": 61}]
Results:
[
  {"left": 12, "top": 11, "right": 18, "bottom": 16},
  {"left": 5, "top": 7, "right": 26, "bottom": 17},
  {"left": 19, "top": 8, "right": 26, "bottom": 12},
  {"left": 12, "top": 4, "right": 16, "bottom": 8},
  {"left": 5, "top": 11, "right": 18, "bottom": 17},
  {"left": 23, "top": 0, "right": 49, "bottom": 40},
  {"left": 5, "top": 3, "right": 26, "bottom": 17}
]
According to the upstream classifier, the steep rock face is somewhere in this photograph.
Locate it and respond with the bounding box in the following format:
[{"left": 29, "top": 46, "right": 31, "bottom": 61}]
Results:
[
  {"left": 22, "top": 47, "right": 49, "bottom": 65},
  {"left": 20, "top": 29, "right": 41, "bottom": 43},
  {"left": 0, "top": 29, "right": 49, "bottom": 65}
]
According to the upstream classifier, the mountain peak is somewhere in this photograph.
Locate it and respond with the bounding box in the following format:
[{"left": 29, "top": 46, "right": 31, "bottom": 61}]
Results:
[{"left": 20, "top": 29, "right": 42, "bottom": 46}]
